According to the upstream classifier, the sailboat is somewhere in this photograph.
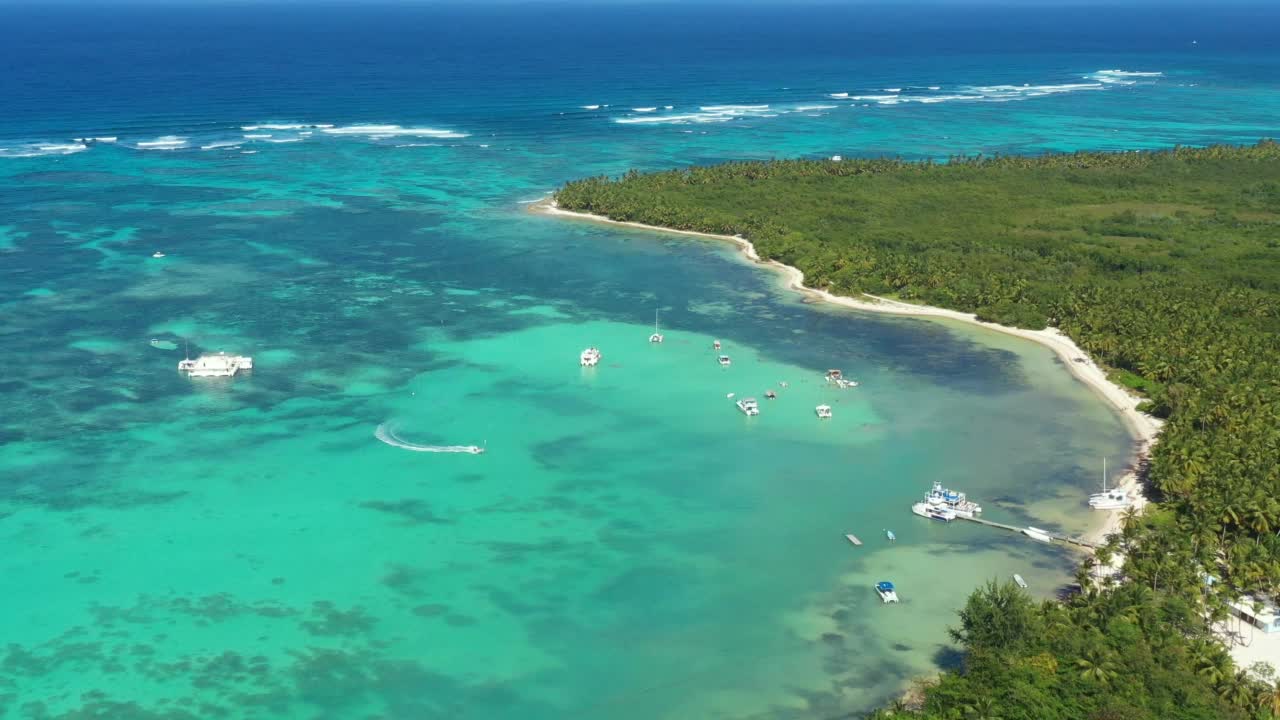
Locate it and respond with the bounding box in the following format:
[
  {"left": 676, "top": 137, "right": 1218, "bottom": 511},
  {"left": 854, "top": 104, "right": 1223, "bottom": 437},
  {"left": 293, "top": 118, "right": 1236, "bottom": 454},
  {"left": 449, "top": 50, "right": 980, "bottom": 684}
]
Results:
[
  {"left": 1089, "top": 456, "right": 1131, "bottom": 510},
  {"left": 649, "top": 309, "right": 664, "bottom": 343}
]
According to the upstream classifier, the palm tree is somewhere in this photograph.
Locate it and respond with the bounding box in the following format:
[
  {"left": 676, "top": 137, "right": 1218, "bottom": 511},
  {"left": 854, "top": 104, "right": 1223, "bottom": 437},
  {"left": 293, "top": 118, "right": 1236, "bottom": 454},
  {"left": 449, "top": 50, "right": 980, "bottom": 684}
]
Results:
[{"left": 1076, "top": 651, "right": 1118, "bottom": 685}]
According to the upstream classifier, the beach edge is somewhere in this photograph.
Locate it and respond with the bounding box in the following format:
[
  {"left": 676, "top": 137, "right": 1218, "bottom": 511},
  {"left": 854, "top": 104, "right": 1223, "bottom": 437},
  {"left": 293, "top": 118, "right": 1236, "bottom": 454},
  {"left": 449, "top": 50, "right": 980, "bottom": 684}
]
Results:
[{"left": 531, "top": 197, "right": 1162, "bottom": 545}]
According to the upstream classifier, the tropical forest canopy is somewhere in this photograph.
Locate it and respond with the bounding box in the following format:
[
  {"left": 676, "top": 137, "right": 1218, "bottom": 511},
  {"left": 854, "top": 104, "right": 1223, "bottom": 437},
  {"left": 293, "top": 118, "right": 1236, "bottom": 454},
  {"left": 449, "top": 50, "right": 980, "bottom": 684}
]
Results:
[{"left": 556, "top": 142, "right": 1280, "bottom": 719}]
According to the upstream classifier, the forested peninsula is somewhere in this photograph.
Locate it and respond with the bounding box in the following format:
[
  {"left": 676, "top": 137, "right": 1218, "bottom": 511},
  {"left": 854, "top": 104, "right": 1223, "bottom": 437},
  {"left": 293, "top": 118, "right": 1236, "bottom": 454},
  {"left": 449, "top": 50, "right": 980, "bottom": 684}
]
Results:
[{"left": 554, "top": 142, "right": 1280, "bottom": 719}]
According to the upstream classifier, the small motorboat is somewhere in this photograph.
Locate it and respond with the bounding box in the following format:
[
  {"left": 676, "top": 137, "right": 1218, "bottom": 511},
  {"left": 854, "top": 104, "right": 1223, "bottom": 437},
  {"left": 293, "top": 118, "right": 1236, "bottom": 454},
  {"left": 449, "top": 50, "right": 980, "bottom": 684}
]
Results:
[
  {"left": 815, "top": 404, "right": 833, "bottom": 419},
  {"left": 885, "top": 529, "right": 896, "bottom": 542},
  {"left": 765, "top": 390, "right": 777, "bottom": 399},
  {"left": 845, "top": 534, "right": 862, "bottom": 546},
  {"left": 717, "top": 355, "right": 732, "bottom": 367},
  {"left": 875, "top": 581, "right": 900, "bottom": 603},
  {"left": 152, "top": 251, "right": 166, "bottom": 258},
  {"left": 713, "top": 340, "right": 722, "bottom": 350},
  {"left": 580, "top": 347, "right": 602, "bottom": 367},
  {"left": 736, "top": 397, "right": 759, "bottom": 416},
  {"left": 1013, "top": 573, "right": 1028, "bottom": 589}
]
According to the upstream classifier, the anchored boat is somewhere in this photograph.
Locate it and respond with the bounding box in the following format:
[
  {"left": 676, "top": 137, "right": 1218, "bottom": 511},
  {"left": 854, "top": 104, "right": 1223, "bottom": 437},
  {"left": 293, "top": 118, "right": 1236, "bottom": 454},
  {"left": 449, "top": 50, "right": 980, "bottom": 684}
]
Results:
[
  {"left": 718, "top": 354, "right": 732, "bottom": 367},
  {"left": 648, "top": 310, "right": 664, "bottom": 344},
  {"left": 925, "top": 481, "right": 982, "bottom": 518},
  {"left": 875, "top": 581, "right": 900, "bottom": 603},
  {"left": 178, "top": 351, "right": 253, "bottom": 378},
  {"left": 736, "top": 397, "right": 760, "bottom": 416},
  {"left": 815, "top": 404, "right": 833, "bottom": 419},
  {"left": 580, "top": 347, "right": 601, "bottom": 367}
]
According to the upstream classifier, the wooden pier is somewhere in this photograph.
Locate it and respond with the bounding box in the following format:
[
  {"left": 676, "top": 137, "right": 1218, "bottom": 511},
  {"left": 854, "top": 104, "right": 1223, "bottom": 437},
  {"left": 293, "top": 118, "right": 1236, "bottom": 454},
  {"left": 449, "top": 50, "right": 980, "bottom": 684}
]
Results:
[{"left": 958, "top": 515, "right": 1098, "bottom": 550}]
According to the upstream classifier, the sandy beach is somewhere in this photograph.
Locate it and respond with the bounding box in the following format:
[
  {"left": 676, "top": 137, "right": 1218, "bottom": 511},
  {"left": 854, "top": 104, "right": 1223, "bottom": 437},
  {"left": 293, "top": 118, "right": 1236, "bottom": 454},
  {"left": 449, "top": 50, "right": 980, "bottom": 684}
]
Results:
[{"left": 534, "top": 198, "right": 1162, "bottom": 546}]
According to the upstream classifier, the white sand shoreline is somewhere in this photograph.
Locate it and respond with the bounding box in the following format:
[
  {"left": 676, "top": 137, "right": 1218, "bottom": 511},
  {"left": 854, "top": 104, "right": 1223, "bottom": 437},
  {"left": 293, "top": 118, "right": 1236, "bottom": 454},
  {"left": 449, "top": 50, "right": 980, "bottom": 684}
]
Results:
[{"left": 533, "top": 198, "right": 1162, "bottom": 545}]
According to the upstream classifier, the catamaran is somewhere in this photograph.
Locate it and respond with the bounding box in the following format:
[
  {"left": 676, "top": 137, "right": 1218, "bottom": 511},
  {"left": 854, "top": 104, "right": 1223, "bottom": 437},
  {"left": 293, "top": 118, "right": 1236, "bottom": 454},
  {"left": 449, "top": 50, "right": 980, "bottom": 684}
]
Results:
[
  {"left": 736, "top": 397, "right": 760, "bottom": 416},
  {"left": 178, "top": 351, "right": 253, "bottom": 378},
  {"left": 924, "top": 481, "right": 982, "bottom": 518},
  {"left": 648, "top": 310, "right": 664, "bottom": 343},
  {"left": 1089, "top": 457, "right": 1132, "bottom": 510}
]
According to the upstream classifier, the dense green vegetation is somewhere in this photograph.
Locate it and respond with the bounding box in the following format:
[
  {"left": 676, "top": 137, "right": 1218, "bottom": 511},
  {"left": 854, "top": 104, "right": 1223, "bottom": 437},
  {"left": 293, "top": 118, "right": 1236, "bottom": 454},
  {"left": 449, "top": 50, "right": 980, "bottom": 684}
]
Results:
[{"left": 556, "top": 142, "right": 1280, "bottom": 718}]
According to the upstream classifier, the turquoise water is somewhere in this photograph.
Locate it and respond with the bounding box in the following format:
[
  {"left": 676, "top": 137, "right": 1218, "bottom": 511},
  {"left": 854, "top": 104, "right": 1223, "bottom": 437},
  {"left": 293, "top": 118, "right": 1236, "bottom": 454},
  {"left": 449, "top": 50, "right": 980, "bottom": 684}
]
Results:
[{"left": 2, "top": 3, "right": 1277, "bottom": 717}]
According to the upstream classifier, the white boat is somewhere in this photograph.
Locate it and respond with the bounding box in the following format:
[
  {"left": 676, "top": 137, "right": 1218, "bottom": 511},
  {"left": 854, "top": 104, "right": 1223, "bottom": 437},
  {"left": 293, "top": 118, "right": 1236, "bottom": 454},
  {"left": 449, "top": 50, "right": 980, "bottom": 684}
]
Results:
[
  {"left": 580, "top": 347, "right": 601, "bottom": 367},
  {"left": 924, "top": 481, "right": 982, "bottom": 517},
  {"left": 911, "top": 501, "right": 956, "bottom": 521},
  {"left": 815, "top": 404, "right": 833, "bottom": 419},
  {"left": 1023, "top": 527, "right": 1053, "bottom": 543},
  {"left": 713, "top": 339, "right": 721, "bottom": 350},
  {"left": 885, "top": 529, "right": 896, "bottom": 542},
  {"left": 1090, "top": 488, "right": 1132, "bottom": 510},
  {"left": 825, "top": 368, "right": 860, "bottom": 389},
  {"left": 649, "top": 310, "right": 664, "bottom": 343},
  {"left": 845, "top": 534, "right": 862, "bottom": 546},
  {"left": 718, "top": 355, "right": 732, "bottom": 367},
  {"left": 1089, "top": 457, "right": 1132, "bottom": 510},
  {"left": 736, "top": 397, "right": 759, "bottom": 416},
  {"left": 1013, "top": 573, "right": 1028, "bottom": 589},
  {"left": 151, "top": 251, "right": 165, "bottom": 258},
  {"left": 875, "top": 581, "right": 899, "bottom": 603},
  {"left": 178, "top": 352, "right": 253, "bottom": 378}
]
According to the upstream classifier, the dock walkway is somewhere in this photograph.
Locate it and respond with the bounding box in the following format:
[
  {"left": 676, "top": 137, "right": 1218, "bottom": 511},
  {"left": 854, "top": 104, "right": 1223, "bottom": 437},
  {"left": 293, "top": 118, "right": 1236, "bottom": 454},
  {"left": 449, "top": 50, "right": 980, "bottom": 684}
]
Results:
[{"left": 958, "top": 515, "right": 1098, "bottom": 550}]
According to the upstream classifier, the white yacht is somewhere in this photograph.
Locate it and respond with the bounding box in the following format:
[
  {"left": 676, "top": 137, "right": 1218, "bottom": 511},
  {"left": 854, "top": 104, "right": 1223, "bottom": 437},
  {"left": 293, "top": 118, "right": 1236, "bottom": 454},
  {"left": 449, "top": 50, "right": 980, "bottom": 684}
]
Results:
[
  {"left": 178, "top": 352, "right": 253, "bottom": 378},
  {"left": 815, "top": 404, "right": 833, "bottom": 419},
  {"left": 911, "top": 501, "right": 956, "bottom": 522},
  {"left": 875, "top": 581, "right": 899, "bottom": 603},
  {"left": 151, "top": 251, "right": 166, "bottom": 258},
  {"left": 580, "top": 347, "right": 601, "bottom": 367},
  {"left": 649, "top": 310, "right": 664, "bottom": 344},
  {"left": 718, "top": 355, "right": 732, "bottom": 367},
  {"left": 736, "top": 397, "right": 760, "bottom": 416}
]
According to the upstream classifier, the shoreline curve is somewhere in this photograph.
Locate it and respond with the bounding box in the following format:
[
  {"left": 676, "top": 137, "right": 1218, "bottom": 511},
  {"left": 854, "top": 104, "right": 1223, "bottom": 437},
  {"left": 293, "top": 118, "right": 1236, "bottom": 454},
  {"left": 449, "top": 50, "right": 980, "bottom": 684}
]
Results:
[{"left": 531, "top": 197, "right": 1162, "bottom": 545}]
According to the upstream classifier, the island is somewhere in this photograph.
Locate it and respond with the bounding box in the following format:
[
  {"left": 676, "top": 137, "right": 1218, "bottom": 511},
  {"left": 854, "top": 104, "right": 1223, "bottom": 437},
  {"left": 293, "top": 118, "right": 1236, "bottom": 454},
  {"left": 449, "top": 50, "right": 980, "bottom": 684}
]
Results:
[{"left": 545, "top": 141, "right": 1280, "bottom": 719}]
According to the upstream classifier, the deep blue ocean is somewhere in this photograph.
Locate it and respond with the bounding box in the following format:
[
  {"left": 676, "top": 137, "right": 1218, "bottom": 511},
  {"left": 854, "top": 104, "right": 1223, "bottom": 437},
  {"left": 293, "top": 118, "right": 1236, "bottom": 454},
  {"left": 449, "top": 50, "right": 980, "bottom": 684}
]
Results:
[{"left": 1, "top": 3, "right": 1278, "bottom": 719}]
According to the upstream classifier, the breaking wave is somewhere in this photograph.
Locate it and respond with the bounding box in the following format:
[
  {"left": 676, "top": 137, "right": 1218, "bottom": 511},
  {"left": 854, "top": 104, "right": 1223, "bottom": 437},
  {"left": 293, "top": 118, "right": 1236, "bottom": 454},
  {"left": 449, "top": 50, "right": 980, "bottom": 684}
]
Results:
[{"left": 0, "top": 142, "right": 88, "bottom": 158}]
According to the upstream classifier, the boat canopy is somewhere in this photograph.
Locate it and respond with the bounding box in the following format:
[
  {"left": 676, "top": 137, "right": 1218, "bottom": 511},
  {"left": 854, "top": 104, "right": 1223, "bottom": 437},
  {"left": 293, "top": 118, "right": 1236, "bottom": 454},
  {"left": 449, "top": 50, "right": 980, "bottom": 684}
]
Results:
[{"left": 876, "top": 581, "right": 895, "bottom": 591}]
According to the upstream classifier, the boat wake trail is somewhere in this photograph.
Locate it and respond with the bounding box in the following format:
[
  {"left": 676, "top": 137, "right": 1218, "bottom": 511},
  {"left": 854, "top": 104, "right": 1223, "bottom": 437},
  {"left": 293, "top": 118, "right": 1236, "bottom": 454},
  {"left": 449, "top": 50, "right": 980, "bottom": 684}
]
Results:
[{"left": 374, "top": 423, "right": 485, "bottom": 454}]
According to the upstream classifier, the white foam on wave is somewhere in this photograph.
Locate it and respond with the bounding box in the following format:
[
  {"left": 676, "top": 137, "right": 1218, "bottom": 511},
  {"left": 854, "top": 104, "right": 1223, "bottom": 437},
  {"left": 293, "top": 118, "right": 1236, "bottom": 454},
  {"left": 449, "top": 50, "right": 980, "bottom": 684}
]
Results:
[
  {"left": 883, "top": 88, "right": 902, "bottom": 92},
  {"left": 136, "top": 136, "right": 188, "bottom": 150},
  {"left": 0, "top": 142, "right": 89, "bottom": 158},
  {"left": 850, "top": 94, "right": 899, "bottom": 101},
  {"left": 73, "top": 136, "right": 118, "bottom": 143},
  {"left": 243, "top": 133, "right": 273, "bottom": 140},
  {"left": 581, "top": 105, "right": 601, "bottom": 110},
  {"left": 794, "top": 104, "right": 838, "bottom": 111},
  {"left": 321, "top": 124, "right": 469, "bottom": 139},
  {"left": 927, "top": 86, "right": 941, "bottom": 91},
  {"left": 241, "top": 123, "right": 333, "bottom": 131},
  {"left": 828, "top": 92, "right": 850, "bottom": 98},
  {"left": 633, "top": 107, "right": 658, "bottom": 112},
  {"left": 663, "top": 105, "right": 674, "bottom": 109},
  {"left": 1087, "top": 69, "right": 1164, "bottom": 85},
  {"left": 200, "top": 141, "right": 243, "bottom": 150}
]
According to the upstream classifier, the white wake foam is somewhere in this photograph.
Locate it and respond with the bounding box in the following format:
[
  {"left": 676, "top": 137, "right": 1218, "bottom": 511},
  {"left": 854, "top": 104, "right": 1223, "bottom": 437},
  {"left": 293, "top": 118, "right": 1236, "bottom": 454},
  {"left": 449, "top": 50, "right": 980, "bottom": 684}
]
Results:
[
  {"left": 374, "top": 423, "right": 484, "bottom": 454},
  {"left": 0, "top": 142, "right": 89, "bottom": 158},
  {"left": 1086, "top": 69, "right": 1164, "bottom": 85}
]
